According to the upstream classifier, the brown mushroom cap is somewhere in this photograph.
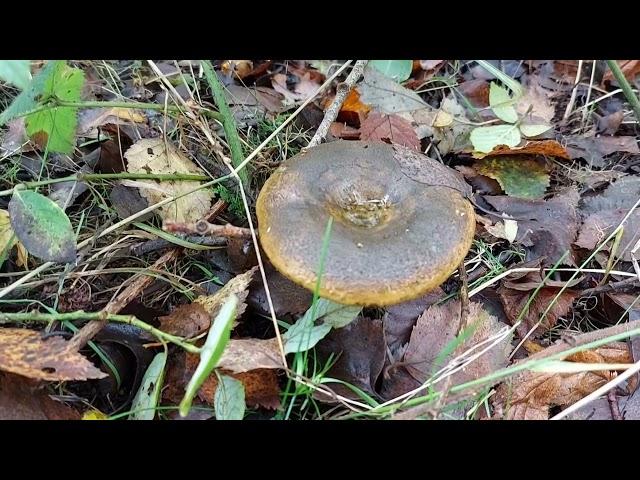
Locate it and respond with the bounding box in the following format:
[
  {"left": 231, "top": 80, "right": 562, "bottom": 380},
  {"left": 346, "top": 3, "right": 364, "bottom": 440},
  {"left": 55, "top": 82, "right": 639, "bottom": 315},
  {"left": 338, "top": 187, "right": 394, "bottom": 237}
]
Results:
[{"left": 256, "top": 141, "right": 476, "bottom": 306}]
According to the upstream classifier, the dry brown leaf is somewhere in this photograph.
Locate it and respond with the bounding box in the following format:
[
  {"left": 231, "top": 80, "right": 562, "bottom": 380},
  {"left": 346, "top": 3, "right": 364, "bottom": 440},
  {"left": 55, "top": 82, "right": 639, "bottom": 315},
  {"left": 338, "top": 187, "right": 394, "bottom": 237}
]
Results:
[
  {"left": 329, "top": 122, "right": 361, "bottom": 140},
  {"left": 158, "top": 302, "right": 211, "bottom": 338},
  {"left": 602, "top": 60, "right": 640, "bottom": 83},
  {"left": 484, "top": 188, "right": 580, "bottom": 266},
  {"left": 565, "top": 135, "right": 640, "bottom": 167},
  {"left": 458, "top": 79, "right": 490, "bottom": 108},
  {"left": 337, "top": 89, "right": 371, "bottom": 127},
  {"left": 493, "top": 341, "right": 632, "bottom": 420},
  {"left": 402, "top": 301, "right": 512, "bottom": 388},
  {"left": 194, "top": 266, "right": 256, "bottom": 320},
  {"left": 247, "top": 263, "right": 312, "bottom": 318},
  {"left": 0, "top": 328, "right": 107, "bottom": 381},
  {"left": 124, "top": 138, "right": 213, "bottom": 223},
  {"left": 516, "top": 78, "right": 556, "bottom": 123},
  {"left": 77, "top": 107, "right": 146, "bottom": 136},
  {"left": 271, "top": 73, "right": 319, "bottom": 105},
  {"left": 0, "top": 372, "right": 80, "bottom": 420},
  {"left": 576, "top": 176, "right": 640, "bottom": 261},
  {"left": 359, "top": 112, "right": 420, "bottom": 150},
  {"left": 498, "top": 285, "right": 578, "bottom": 339},
  {"left": 164, "top": 351, "right": 280, "bottom": 409},
  {"left": 0, "top": 118, "right": 33, "bottom": 156},
  {"left": 224, "top": 84, "right": 285, "bottom": 126},
  {"left": 217, "top": 338, "right": 283, "bottom": 374},
  {"left": 473, "top": 140, "right": 569, "bottom": 159}
]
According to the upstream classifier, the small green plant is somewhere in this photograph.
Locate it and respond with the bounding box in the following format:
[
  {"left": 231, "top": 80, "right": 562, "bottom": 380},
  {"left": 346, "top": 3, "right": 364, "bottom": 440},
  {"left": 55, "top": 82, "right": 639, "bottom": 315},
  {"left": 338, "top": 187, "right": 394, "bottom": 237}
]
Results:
[{"left": 213, "top": 184, "right": 245, "bottom": 220}]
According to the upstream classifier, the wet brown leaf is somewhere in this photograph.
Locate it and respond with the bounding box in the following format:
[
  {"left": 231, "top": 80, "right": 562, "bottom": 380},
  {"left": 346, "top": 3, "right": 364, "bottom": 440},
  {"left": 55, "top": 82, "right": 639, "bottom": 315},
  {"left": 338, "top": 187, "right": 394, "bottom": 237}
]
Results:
[
  {"left": 0, "top": 372, "right": 80, "bottom": 420},
  {"left": 402, "top": 301, "right": 512, "bottom": 389},
  {"left": 315, "top": 317, "right": 385, "bottom": 402},
  {"left": 159, "top": 302, "right": 211, "bottom": 338},
  {"left": 598, "top": 110, "right": 624, "bottom": 135},
  {"left": 359, "top": 112, "right": 420, "bottom": 150},
  {"left": 493, "top": 342, "right": 632, "bottom": 420},
  {"left": 485, "top": 188, "right": 580, "bottom": 266},
  {"left": 458, "top": 79, "right": 490, "bottom": 108},
  {"left": 0, "top": 328, "right": 107, "bottom": 381}
]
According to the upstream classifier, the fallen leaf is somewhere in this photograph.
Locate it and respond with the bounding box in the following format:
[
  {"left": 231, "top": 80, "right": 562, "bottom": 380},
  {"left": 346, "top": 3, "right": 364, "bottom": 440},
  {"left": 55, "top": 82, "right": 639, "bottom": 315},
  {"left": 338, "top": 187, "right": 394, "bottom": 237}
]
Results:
[
  {"left": 159, "top": 302, "right": 211, "bottom": 338},
  {"left": 564, "top": 135, "right": 639, "bottom": 167},
  {"left": 0, "top": 328, "right": 107, "bottom": 381},
  {"left": 336, "top": 89, "right": 371, "bottom": 127},
  {"left": 77, "top": 107, "right": 146, "bottom": 136},
  {"left": 0, "top": 372, "right": 80, "bottom": 420},
  {"left": 164, "top": 351, "right": 280, "bottom": 410},
  {"left": 412, "top": 95, "right": 472, "bottom": 154},
  {"left": 493, "top": 341, "right": 632, "bottom": 419},
  {"left": 457, "top": 79, "right": 490, "bottom": 108},
  {"left": 109, "top": 184, "right": 153, "bottom": 221},
  {"left": 402, "top": 301, "right": 512, "bottom": 388},
  {"left": 474, "top": 156, "right": 550, "bottom": 199},
  {"left": 315, "top": 317, "right": 385, "bottom": 401},
  {"left": 383, "top": 288, "right": 445, "bottom": 357},
  {"left": 194, "top": 267, "right": 256, "bottom": 320},
  {"left": 0, "top": 209, "right": 22, "bottom": 264},
  {"left": 419, "top": 60, "right": 445, "bottom": 71},
  {"left": 0, "top": 118, "right": 31, "bottom": 156},
  {"left": 247, "top": 262, "right": 312, "bottom": 318},
  {"left": 484, "top": 188, "right": 580, "bottom": 265},
  {"left": 224, "top": 84, "right": 285, "bottom": 126},
  {"left": 357, "top": 66, "right": 428, "bottom": 113},
  {"left": 220, "top": 60, "right": 253, "bottom": 80},
  {"left": 516, "top": 77, "right": 556, "bottom": 123},
  {"left": 603, "top": 60, "right": 640, "bottom": 83},
  {"left": 124, "top": 138, "right": 213, "bottom": 223},
  {"left": 8, "top": 189, "right": 77, "bottom": 263},
  {"left": 597, "top": 110, "right": 624, "bottom": 135},
  {"left": 498, "top": 284, "right": 578, "bottom": 339},
  {"left": 473, "top": 139, "right": 569, "bottom": 159},
  {"left": 359, "top": 112, "right": 420, "bottom": 150},
  {"left": 564, "top": 392, "right": 640, "bottom": 420},
  {"left": 484, "top": 219, "right": 518, "bottom": 243},
  {"left": 271, "top": 73, "right": 319, "bottom": 104},
  {"left": 217, "top": 338, "right": 283, "bottom": 374},
  {"left": 329, "top": 122, "right": 361, "bottom": 140},
  {"left": 576, "top": 176, "right": 640, "bottom": 261}
]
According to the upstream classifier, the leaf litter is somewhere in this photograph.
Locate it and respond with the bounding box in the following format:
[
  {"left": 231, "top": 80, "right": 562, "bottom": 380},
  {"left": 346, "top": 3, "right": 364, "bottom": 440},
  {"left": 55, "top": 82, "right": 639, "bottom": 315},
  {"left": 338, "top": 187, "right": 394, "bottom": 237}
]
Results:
[{"left": 2, "top": 59, "right": 640, "bottom": 421}]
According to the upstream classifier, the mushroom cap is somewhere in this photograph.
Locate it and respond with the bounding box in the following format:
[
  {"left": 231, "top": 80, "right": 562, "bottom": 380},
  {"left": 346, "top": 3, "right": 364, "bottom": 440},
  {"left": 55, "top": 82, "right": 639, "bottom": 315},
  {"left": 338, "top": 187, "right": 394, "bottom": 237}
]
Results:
[{"left": 256, "top": 141, "right": 476, "bottom": 306}]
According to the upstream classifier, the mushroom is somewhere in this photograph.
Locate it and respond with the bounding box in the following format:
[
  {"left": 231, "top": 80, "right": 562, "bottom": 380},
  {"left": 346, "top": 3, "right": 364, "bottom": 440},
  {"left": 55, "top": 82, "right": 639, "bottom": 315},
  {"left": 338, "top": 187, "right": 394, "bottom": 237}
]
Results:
[{"left": 256, "top": 141, "right": 476, "bottom": 306}]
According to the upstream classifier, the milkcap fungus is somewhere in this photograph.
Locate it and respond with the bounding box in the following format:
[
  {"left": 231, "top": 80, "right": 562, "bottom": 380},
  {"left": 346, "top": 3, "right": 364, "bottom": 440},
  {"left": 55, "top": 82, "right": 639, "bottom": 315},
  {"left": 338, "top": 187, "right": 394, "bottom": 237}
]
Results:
[{"left": 256, "top": 141, "right": 476, "bottom": 306}]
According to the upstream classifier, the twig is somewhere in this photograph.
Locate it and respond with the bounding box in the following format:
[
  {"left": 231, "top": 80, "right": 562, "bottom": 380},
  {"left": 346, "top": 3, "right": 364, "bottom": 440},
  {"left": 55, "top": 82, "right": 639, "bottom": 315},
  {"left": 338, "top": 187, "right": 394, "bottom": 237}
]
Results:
[
  {"left": 607, "top": 389, "right": 623, "bottom": 420},
  {"left": 130, "top": 236, "right": 226, "bottom": 256},
  {"left": 163, "top": 220, "right": 252, "bottom": 239},
  {"left": 458, "top": 260, "right": 471, "bottom": 331},
  {"left": 68, "top": 249, "right": 180, "bottom": 350},
  {"left": 0, "top": 306, "right": 198, "bottom": 353},
  {"left": 307, "top": 60, "right": 368, "bottom": 148},
  {"left": 580, "top": 277, "right": 640, "bottom": 297},
  {"left": 201, "top": 60, "right": 248, "bottom": 184},
  {"left": 563, "top": 60, "right": 584, "bottom": 122},
  {"left": 606, "top": 60, "right": 640, "bottom": 124}
]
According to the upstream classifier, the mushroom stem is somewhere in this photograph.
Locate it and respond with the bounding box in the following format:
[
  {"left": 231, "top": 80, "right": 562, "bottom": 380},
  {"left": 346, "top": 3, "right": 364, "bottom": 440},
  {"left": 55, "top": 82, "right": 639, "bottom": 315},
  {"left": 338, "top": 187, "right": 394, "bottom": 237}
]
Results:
[{"left": 307, "top": 60, "right": 369, "bottom": 148}]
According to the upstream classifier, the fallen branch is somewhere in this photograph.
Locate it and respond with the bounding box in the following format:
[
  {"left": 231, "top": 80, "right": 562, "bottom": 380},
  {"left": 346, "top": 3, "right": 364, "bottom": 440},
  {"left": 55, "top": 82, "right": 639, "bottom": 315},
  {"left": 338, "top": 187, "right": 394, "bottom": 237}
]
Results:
[
  {"left": 307, "top": 60, "right": 368, "bottom": 148},
  {"left": 164, "top": 219, "right": 252, "bottom": 239}
]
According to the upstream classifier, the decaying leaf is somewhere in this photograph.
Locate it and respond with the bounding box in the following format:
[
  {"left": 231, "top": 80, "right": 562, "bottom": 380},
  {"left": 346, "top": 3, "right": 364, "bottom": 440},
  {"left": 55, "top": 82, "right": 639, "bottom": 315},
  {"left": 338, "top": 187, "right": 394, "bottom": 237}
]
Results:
[
  {"left": 124, "top": 138, "right": 213, "bottom": 223},
  {"left": 484, "top": 219, "right": 518, "bottom": 243},
  {"left": 159, "top": 302, "right": 212, "bottom": 338},
  {"left": 359, "top": 112, "right": 420, "bottom": 150},
  {"left": 356, "top": 66, "right": 428, "bottom": 113},
  {"left": 565, "top": 135, "right": 639, "bottom": 167},
  {"left": 0, "top": 372, "right": 80, "bottom": 420},
  {"left": 224, "top": 84, "right": 285, "bottom": 126},
  {"left": 272, "top": 73, "right": 319, "bottom": 104},
  {"left": 484, "top": 188, "right": 580, "bottom": 265},
  {"left": 217, "top": 338, "right": 283, "bottom": 374},
  {"left": 475, "top": 156, "right": 550, "bottom": 199},
  {"left": 0, "top": 209, "right": 27, "bottom": 266},
  {"left": 164, "top": 351, "right": 280, "bottom": 410},
  {"left": 337, "top": 89, "right": 371, "bottom": 127},
  {"left": 77, "top": 107, "right": 146, "bottom": 136},
  {"left": 498, "top": 282, "right": 579, "bottom": 339},
  {"left": 515, "top": 77, "right": 556, "bottom": 123},
  {"left": 473, "top": 139, "right": 569, "bottom": 159},
  {"left": 315, "top": 317, "right": 385, "bottom": 401},
  {"left": 247, "top": 263, "right": 312, "bottom": 318},
  {"left": 493, "top": 341, "right": 632, "bottom": 420},
  {"left": 0, "top": 328, "right": 107, "bottom": 381},
  {"left": 194, "top": 266, "right": 256, "bottom": 320},
  {"left": 401, "top": 301, "right": 512, "bottom": 389},
  {"left": 576, "top": 176, "right": 640, "bottom": 261},
  {"left": 383, "top": 288, "right": 445, "bottom": 357}
]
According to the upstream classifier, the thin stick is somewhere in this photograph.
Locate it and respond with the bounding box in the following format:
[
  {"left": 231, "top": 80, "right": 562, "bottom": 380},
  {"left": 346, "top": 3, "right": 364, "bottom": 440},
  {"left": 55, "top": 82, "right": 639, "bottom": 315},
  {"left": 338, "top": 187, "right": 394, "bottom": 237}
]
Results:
[
  {"left": 307, "top": 60, "right": 368, "bottom": 148},
  {"left": 563, "top": 60, "right": 584, "bottom": 122},
  {"left": 164, "top": 219, "right": 252, "bottom": 238},
  {"left": 581, "top": 60, "right": 597, "bottom": 124}
]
